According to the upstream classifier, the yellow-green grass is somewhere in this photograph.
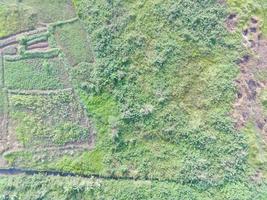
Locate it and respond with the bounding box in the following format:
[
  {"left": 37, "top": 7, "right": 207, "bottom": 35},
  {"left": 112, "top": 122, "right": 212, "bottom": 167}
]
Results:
[{"left": 0, "top": 3, "right": 37, "bottom": 38}]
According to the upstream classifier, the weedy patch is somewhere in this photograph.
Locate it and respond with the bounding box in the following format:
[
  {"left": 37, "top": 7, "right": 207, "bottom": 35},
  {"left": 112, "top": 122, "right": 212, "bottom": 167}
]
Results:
[{"left": 8, "top": 90, "right": 90, "bottom": 147}]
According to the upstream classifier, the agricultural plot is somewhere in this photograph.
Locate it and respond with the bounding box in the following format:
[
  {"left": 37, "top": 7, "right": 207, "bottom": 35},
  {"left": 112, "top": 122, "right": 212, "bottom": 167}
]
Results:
[
  {"left": 0, "top": 0, "right": 75, "bottom": 24},
  {"left": 4, "top": 58, "right": 70, "bottom": 90},
  {"left": 9, "top": 90, "right": 89, "bottom": 147},
  {"left": 0, "top": 0, "right": 94, "bottom": 169}
]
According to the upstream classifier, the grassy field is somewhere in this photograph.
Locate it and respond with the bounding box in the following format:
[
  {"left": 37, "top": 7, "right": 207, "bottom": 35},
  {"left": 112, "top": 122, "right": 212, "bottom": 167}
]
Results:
[{"left": 54, "top": 20, "right": 94, "bottom": 66}]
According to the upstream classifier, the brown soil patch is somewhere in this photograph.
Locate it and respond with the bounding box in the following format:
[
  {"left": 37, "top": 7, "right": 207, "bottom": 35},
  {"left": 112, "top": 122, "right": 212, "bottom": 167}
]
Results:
[
  {"left": 27, "top": 41, "right": 49, "bottom": 51},
  {"left": 233, "top": 18, "right": 267, "bottom": 136},
  {"left": 226, "top": 13, "right": 239, "bottom": 32}
]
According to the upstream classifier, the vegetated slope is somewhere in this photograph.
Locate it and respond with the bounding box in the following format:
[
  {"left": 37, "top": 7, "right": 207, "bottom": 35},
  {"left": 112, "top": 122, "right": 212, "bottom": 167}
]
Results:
[{"left": 70, "top": 0, "right": 246, "bottom": 187}]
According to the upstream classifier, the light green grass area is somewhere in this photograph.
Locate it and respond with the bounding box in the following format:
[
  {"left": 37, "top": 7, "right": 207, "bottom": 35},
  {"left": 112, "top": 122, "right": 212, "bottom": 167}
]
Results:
[
  {"left": 243, "top": 121, "right": 267, "bottom": 178},
  {"left": 0, "top": 0, "right": 76, "bottom": 24},
  {"left": 4, "top": 58, "right": 69, "bottom": 90},
  {"left": 54, "top": 20, "right": 94, "bottom": 66},
  {"left": 0, "top": 3, "right": 37, "bottom": 38},
  {"left": 8, "top": 91, "right": 89, "bottom": 147},
  {"left": 1, "top": 174, "right": 267, "bottom": 200}
]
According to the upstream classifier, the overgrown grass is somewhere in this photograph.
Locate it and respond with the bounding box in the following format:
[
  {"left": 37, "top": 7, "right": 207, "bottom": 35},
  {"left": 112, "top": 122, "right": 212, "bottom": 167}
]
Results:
[
  {"left": 54, "top": 20, "right": 94, "bottom": 66},
  {"left": 0, "top": 3, "right": 37, "bottom": 38}
]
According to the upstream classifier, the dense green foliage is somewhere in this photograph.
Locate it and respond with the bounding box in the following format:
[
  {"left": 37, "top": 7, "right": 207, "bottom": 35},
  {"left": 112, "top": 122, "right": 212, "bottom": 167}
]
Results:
[{"left": 68, "top": 0, "right": 247, "bottom": 189}]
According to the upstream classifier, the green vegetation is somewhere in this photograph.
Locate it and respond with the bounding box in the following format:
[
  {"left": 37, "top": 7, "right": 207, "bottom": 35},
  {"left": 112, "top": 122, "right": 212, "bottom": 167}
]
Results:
[
  {"left": 0, "top": 3, "right": 37, "bottom": 38},
  {"left": 5, "top": 58, "right": 68, "bottom": 90},
  {"left": 1, "top": 0, "right": 267, "bottom": 198},
  {"left": 1, "top": 175, "right": 267, "bottom": 200},
  {"left": 68, "top": 0, "right": 246, "bottom": 189}
]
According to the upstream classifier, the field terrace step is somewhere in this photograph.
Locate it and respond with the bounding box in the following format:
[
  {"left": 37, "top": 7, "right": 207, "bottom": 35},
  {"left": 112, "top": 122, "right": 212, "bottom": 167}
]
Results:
[
  {"left": 26, "top": 42, "right": 50, "bottom": 52},
  {"left": 0, "top": 27, "right": 48, "bottom": 50},
  {"left": 7, "top": 88, "right": 73, "bottom": 96}
]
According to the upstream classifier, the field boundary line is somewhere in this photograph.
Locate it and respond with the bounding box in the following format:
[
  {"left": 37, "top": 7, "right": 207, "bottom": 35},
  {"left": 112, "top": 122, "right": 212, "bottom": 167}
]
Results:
[{"left": 7, "top": 88, "right": 73, "bottom": 96}]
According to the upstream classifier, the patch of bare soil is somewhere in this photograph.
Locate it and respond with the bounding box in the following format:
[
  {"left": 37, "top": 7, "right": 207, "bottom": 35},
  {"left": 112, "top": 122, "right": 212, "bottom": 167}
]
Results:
[
  {"left": 233, "top": 17, "right": 267, "bottom": 135},
  {"left": 27, "top": 41, "right": 49, "bottom": 51},
  {"left": 226, "top": 13, "right": 239, "bottom": 32}
]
